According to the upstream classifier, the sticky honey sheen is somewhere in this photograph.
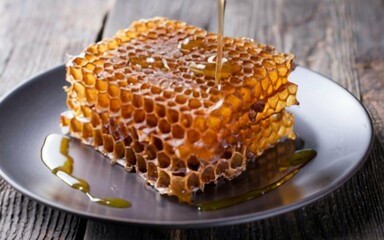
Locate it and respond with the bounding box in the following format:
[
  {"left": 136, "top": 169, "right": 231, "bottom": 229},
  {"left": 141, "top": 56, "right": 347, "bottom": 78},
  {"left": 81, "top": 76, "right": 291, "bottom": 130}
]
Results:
[
  {"left": 41, "top": 133, "right": 315, "bottom": 210},
  {"left": 41, "top": 134, "right": 131, "bottom": 208}
]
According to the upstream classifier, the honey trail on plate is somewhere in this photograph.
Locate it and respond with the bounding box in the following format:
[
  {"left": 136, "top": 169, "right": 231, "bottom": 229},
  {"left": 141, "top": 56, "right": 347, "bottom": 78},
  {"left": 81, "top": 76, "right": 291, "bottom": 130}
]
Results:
[
  {"left": 195, "top": 140, "right": 317, "bottom": 211},
  {"left": 197, "top": 169, "right": 300, "bottom": 211},
  {"left": 215, "top": 0, "right": 226, "bottom": 86},
  {"left": 41, "top": 134, "right": 131, "bottom": 208}
]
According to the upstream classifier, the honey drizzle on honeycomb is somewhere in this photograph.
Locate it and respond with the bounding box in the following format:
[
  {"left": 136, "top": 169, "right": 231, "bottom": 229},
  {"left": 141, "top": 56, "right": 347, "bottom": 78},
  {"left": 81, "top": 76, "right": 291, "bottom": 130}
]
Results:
[{"left": 61, "top": 17, "right": 298, "bottom": 203}]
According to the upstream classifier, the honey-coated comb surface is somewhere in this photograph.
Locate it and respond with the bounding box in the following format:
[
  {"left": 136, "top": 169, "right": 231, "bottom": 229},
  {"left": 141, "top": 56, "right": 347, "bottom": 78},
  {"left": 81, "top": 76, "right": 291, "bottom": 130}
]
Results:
[{"left": 61, "top": 17, "right": 298, "bottom": 203}]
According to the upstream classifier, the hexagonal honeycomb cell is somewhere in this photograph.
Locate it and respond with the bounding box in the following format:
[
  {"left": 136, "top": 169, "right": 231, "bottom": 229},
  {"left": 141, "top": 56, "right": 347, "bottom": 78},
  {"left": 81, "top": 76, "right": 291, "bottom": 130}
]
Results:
[{"left": 60, "top": 17, "right": 299, "bottom": 203}]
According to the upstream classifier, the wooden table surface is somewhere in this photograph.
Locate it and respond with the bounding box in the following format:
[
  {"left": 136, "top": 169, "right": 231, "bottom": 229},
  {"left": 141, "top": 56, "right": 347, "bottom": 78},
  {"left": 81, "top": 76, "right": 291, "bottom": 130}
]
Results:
[{"left": 1, "top": 0, "right": 383, "bottom": 239}]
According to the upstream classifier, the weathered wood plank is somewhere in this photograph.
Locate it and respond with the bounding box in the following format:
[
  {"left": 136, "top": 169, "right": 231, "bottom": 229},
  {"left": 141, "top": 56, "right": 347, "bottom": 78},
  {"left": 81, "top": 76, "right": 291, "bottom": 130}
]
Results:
[
  {"left": 84, "top": 0, "right": 384, "bottom": 239},
  {"left": 103, "top": 0, "right": 216, "bottom": 38},
  {"left": 0, "top": 0, "right": 111, "bottom": 238},
  {"left": 0, "top": 179, "right": 81, "bottom": 239},
  {"left": 0, "top": 0, "right": 112, "bottom": 97},
  {"left": 354, "top": 0, "right": 384, "bottom": 130}
]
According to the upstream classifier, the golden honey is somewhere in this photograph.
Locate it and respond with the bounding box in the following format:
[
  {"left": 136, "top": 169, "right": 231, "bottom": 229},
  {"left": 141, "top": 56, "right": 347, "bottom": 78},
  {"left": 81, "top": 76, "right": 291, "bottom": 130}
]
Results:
[
  {"left": 215, "top": 0, "right": 226, "bottom": 85},
  {"left": 41, "top": 134, "right": 131, "bottom": 208}
]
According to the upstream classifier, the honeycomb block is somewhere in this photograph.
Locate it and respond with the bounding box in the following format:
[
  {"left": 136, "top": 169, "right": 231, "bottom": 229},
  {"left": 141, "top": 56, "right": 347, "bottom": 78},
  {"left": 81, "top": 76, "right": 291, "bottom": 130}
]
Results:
[{"left": 61, "top": 17, "right": 298, "bottom": 203}]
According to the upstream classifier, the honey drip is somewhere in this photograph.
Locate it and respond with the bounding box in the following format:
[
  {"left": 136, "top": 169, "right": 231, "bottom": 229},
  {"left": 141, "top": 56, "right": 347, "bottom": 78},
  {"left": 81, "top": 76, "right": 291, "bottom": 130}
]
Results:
[
  {"left": 215, "top": 0, "right": 226, "bottom": 85},
  {"left": 41, "top": 134, "right": 131, "bottom": 208}
]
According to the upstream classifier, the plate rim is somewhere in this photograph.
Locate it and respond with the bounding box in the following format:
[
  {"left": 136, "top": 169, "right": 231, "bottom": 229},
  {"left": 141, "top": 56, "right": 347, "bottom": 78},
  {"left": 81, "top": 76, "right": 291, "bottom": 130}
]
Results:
[{"left": 0, "top": 65, "right": 374, "bottom": 228}]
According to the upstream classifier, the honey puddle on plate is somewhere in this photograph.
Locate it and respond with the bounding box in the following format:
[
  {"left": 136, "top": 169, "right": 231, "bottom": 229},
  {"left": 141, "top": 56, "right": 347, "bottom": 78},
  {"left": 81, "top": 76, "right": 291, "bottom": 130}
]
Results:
[
  {"left": 41, "top": 134, "right": 316, "bottom": 210},
  {"left": 41, "top": 134, "right": 131, "bottom": 208},
  {"left": 195, "top": 145, "right": 316, "bottom": 211}
]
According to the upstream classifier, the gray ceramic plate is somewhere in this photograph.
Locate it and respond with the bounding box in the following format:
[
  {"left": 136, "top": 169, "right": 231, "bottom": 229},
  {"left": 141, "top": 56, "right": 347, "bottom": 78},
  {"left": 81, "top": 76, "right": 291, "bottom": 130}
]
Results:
[{"left": 0, "top": 65, "right": 373, "bottom": 227}]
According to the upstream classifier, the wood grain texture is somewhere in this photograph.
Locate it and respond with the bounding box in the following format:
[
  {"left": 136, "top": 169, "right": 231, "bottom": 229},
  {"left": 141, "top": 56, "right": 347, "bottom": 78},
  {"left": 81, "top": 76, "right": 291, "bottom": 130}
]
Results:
[
  {"left": 84, "top": 0, "right": 384, "bottom": 239},
  {"left": 354, "top": 0, "right": 384, "bottom": 132},
  {"left": 0, "top": 0, "right": 111, "bottom": 238},
  {"left": 103, "top": 0, "right": 216, "bottom": 38},
  {"left": 0, "top": 179, "right": 80, "bottom": 239},
  {"left": 0, "top": 0, "right": 112, "bottom": 97}
]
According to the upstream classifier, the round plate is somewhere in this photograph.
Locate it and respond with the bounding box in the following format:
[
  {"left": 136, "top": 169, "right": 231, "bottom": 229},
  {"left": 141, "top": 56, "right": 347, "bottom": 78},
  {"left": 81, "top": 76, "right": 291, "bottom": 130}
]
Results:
[{"left": 0, "top": 65, "right": 373, "bottom": 227}]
